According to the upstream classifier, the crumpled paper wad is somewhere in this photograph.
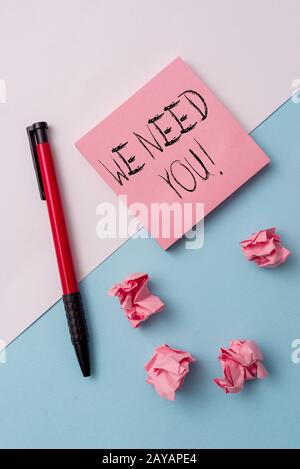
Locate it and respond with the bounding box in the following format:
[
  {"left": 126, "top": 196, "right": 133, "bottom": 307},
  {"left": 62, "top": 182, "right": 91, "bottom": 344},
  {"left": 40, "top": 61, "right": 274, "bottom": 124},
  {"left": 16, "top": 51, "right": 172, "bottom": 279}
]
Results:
[
  {"left": 108, "top": 272, "right": 164, "bottom": 327},
  {"left": 240, "top": 227, "right": 290, "bottom": 268},
  {"left": 145, "top": 344, "right": 196, "bottom": 400},
  {"left": 214, "top": 339, "right": 268, "bottom": 394}
]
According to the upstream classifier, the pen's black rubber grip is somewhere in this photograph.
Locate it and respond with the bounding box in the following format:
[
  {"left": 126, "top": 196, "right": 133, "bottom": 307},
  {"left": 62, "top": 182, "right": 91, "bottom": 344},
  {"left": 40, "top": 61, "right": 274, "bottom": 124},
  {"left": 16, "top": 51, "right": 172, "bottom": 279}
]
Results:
[{"left": 63, "top": 292, "right": 89, "bottom": 345}]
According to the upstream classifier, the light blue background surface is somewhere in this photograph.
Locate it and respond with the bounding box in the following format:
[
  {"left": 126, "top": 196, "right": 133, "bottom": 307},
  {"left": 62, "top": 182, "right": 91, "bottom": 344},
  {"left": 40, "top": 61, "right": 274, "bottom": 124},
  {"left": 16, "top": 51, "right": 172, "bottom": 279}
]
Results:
[{"left": 1, "top": 98, "right": 300, "bottom": 449}]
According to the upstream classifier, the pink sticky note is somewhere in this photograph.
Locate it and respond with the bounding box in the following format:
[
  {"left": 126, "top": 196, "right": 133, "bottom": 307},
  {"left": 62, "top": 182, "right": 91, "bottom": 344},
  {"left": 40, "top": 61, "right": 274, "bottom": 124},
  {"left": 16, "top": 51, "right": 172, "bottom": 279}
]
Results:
[
  {"left": 240, "top": 228, "right": 290, "bottom": 268},
  {"left": 76, "top": 58, "right": 270, "bottom": 249},
  {"left": 108, "top": 272, "right": 164, "bottom": 328},
  {"left": 214, "top": 340, "right": 268, "bottom": 394},
  {"left": 145, "top": 344, "right": 196, "bottom": 401}
]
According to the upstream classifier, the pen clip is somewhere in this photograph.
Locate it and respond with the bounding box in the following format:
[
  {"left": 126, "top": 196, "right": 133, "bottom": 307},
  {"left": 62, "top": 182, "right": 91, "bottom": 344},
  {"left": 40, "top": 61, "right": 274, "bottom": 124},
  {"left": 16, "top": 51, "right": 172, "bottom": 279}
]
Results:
[{"left": 26, "top": 125, "right": 46, "bottom": 200}]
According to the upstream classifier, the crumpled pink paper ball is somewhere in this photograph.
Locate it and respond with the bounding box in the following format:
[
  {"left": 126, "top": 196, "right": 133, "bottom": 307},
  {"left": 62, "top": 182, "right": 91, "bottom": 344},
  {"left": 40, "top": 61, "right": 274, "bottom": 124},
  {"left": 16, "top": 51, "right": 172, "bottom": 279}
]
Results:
[
  {"left": 240, "top": 227, "right": 290, "bottom": 268},
  {"left": 108, "top": 273, "right": 164, "bottom": 328},
  {"left": 145, "top": 344, "right": 196, "bottom": 401},
  {"left": 214, "top": 340, "right": 268, "bottom": 394}
]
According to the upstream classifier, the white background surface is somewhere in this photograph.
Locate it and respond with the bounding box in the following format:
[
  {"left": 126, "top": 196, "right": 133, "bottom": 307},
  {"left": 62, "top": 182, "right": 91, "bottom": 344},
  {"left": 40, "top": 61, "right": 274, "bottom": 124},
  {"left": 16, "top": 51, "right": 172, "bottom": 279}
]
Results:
[{"left": 0, "top": 0, "right": 299, "bottom": 350}]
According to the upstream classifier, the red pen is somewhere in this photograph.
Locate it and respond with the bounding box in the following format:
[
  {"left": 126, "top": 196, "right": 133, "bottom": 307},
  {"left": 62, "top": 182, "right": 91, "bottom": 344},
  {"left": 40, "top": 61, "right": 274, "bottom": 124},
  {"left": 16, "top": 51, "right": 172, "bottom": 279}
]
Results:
[{"left": 27, "top": 122, "right": 90, "bottom": 377}]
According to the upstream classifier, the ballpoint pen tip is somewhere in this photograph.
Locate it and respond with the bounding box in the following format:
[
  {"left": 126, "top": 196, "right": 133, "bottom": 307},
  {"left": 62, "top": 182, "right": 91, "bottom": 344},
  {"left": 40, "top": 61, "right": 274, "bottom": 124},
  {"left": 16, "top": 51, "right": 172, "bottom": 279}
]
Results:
[{"left": 75, "top": 342, "right": 91, "bottom": 378}]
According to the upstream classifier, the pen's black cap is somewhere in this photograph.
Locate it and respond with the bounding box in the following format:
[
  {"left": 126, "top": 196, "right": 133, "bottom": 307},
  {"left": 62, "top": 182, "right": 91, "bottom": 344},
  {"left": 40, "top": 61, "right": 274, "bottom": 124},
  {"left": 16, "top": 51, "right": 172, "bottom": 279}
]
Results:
[
  {"left": 29, "top": 121, "right": 49, "bottom": 144},
  {"left": 26, "top": 122, "right": 49, "bottom": 200}
]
